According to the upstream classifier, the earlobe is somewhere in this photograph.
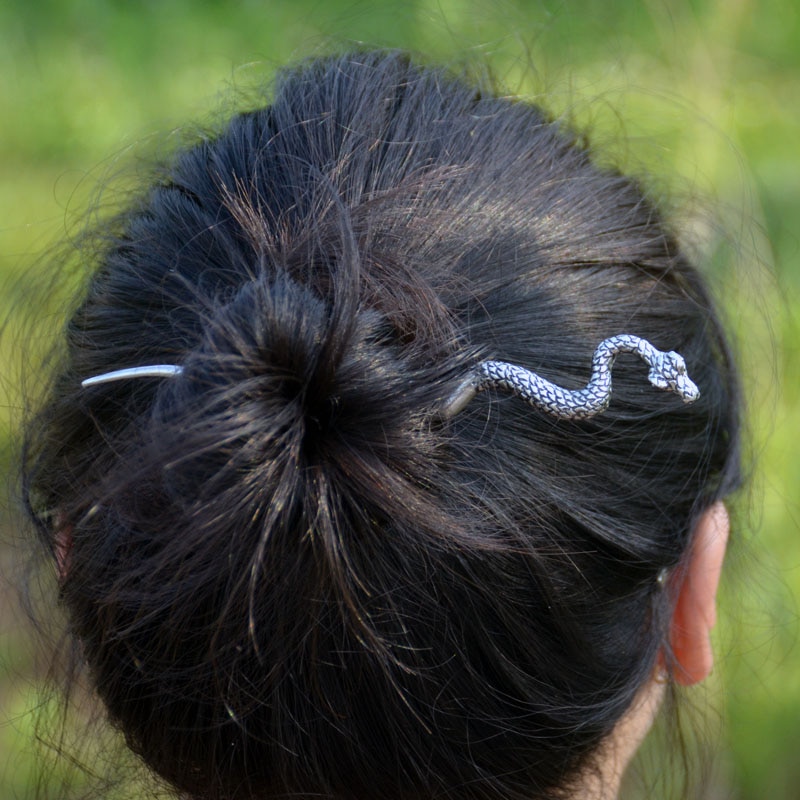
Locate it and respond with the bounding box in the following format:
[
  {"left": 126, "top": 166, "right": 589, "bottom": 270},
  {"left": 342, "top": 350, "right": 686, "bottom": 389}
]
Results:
[{"left": 669, "top": 502, "right": 729, "bottom": 686}]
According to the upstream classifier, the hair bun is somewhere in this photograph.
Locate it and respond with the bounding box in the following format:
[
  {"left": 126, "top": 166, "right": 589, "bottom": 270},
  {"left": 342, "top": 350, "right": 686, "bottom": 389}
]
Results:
[{"left": 151, "top": 266, "right": 461, "bottom": 551}]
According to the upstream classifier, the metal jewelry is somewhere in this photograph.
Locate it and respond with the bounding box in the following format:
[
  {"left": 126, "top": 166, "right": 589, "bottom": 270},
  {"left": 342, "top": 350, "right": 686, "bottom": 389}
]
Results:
[
  {"left": 81, "top": 364, "right": 184, "bottom": 388},
  {"left": 442, "top": 334, "right": 700, "bottom": 420}
]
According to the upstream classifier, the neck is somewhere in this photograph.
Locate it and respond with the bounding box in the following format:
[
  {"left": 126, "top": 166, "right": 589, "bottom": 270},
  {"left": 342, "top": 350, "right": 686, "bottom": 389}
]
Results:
[{"left": 571, "top": 677, "right": 665, "bottom": 800}]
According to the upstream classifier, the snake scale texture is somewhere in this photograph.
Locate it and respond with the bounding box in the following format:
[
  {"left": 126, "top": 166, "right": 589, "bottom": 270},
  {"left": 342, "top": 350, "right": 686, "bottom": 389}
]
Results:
[{"left": 443, "top": 334, "right": 700, "bottom": 420}]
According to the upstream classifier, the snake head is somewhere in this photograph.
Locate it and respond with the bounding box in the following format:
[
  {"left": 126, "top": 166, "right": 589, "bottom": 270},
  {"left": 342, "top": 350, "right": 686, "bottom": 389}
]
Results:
[{"left": 648, "top": 351, "right": 700, "bottom": 403}]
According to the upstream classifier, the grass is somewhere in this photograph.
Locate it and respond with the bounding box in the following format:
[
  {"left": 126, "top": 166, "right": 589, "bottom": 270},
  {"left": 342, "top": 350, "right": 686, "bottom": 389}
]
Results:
[{"left": 1, "top": 0, "right": 798, "bottom": 797}]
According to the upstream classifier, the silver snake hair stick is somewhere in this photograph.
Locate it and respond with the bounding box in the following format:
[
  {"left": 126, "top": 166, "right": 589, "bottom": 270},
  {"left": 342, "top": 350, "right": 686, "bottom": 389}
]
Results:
[
  {"left": 441, "top": 334, "right": 700, "bottom": 420},
  {"left": 80, "top": 335, "right": 700, "bottom": 423}
]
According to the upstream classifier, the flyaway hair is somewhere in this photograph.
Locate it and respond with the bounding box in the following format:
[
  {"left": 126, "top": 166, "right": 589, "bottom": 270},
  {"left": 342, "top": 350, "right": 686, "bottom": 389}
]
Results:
[{"left": 22, "top": 52, "right": 741, "bottom": 800}]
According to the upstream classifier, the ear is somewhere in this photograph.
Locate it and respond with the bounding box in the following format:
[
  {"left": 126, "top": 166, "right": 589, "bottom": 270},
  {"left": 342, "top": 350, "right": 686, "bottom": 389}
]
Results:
[{"left": 669, "top": 502, "right": 730, "bottom": 686}]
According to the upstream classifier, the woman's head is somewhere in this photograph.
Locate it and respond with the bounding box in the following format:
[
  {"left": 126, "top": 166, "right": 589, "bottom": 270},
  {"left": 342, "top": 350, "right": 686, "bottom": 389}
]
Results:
[{"left": 23, "top": 51, "right": 741, "bottom": 799}]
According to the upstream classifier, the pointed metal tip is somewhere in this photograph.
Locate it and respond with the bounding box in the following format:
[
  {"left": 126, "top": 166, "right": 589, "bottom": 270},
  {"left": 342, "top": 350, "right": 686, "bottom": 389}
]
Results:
[{"left": 81, "top": 364, "right": 183, "bottom": 388}]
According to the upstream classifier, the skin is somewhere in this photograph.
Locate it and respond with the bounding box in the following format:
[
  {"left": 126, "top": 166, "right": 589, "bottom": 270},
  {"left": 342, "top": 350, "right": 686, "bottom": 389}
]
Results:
[
  {"left": 579, "top": 502, "right": 731, "bottom": 799},
  {"left": 669, "top": 502, "right": 730, "bottom": 687}
]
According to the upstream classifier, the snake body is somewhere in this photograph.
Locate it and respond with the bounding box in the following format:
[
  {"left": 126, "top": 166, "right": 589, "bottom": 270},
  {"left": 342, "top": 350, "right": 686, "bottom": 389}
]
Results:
[{"left": 443, "top": 334, "right": 700, "bottom": 420}]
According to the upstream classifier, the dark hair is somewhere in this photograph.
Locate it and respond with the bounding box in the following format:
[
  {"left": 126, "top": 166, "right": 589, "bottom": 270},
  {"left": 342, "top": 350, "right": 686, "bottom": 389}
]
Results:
[{"left": 22, "top": 51, "right": 741, "bottom": 800}]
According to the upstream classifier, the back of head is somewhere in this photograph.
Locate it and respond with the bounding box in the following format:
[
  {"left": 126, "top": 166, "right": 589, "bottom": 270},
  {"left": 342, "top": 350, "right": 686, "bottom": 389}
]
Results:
[{"left": 23, "top": 51, "right": 741, "bottom": 800}]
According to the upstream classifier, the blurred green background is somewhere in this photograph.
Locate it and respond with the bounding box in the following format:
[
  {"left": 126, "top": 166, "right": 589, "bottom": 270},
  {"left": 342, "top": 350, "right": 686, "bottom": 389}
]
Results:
[{"left": 1, "top": 0, "right": 798, "bottom": 798}]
